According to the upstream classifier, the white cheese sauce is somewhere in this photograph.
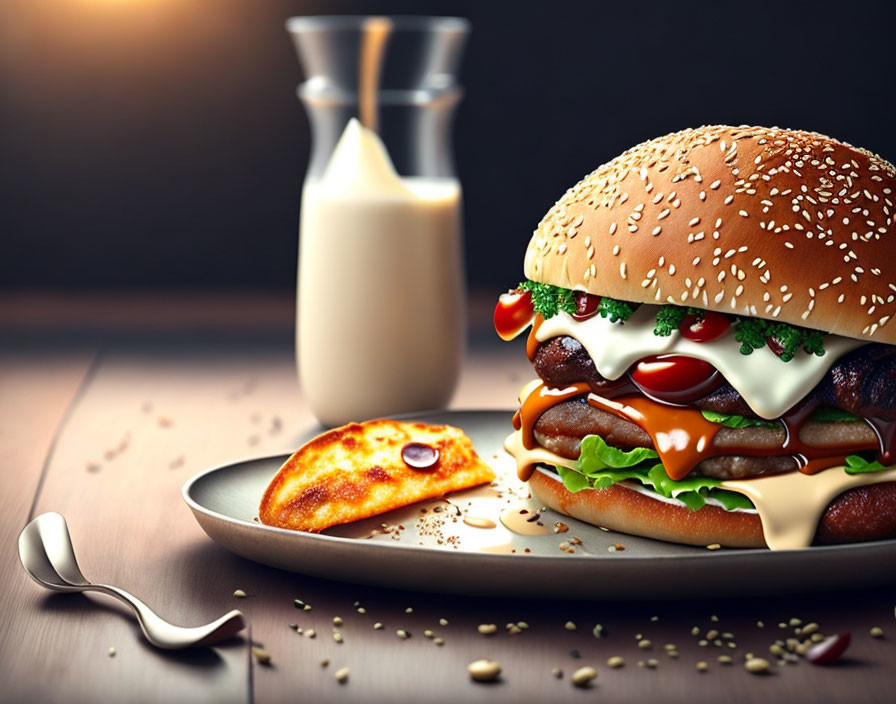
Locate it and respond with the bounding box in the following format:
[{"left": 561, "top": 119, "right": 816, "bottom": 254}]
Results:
[{"left": 535, "top": 306, "right": 866, "bottom": 419}]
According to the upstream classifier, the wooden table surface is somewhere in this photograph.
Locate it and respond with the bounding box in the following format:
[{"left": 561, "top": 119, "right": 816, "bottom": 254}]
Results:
[{"left": 1, "top": 291, "right": 894, "bottom": 704}]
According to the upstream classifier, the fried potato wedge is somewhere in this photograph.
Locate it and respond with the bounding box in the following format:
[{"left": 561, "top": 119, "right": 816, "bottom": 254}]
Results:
[{"left": 259, "top": 419, "right": 495, "bottom": 532}]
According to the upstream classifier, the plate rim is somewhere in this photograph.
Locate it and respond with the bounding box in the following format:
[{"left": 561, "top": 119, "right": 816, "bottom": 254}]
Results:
[{"left": 181, "top": 409, "right": 896, "bottom": 565}]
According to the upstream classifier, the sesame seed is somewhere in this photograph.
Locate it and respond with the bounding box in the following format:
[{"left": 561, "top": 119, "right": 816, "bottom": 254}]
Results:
[
  {"left": 252, "top": 647, "right": 272, "bottom": 665},
  {"left": 571, "top": 667, "right": 598, "bottom": 687},
  {"left": 745, "top": 658, "right": 770, "bottom": 674},
  {"left": 468, "top": 659, "right": 502, "bottom": 682}
]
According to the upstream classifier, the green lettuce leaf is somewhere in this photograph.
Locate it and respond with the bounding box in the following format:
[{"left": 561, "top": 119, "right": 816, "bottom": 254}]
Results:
[
  {"left": 576, "top": 434, "right": 659, "bottom": 474},
  {"left": 557, "top": 434, "right": 756, "bottom": 512},
  {"left": 809, "top": 407, "right": 862, "bottom": 423},
  {"left": 555, "top": 465, "right": 591, "bottom": 492},
  {"left": 700, "top": 410, "right": 778, "bottom": 429},
  {"left": 710, "top": 490, "right": 755, "bottom": 511},
  {"left": 701, "top": 408, "right": 862, "bottom": 430},
  {"left": 844, "top": 455, "right": 896, "bottom": 475}
]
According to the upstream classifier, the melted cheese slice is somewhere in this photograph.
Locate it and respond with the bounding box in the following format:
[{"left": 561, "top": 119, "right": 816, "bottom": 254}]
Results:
[
  {"left": 504, "top": 427, "right": 896, "bottom": 550},
  {"left": 721, "top": 469, "right": 896, "bottom": 550},
  {"left": 535, "top": 306, "right": 865, "bottom": 419}
]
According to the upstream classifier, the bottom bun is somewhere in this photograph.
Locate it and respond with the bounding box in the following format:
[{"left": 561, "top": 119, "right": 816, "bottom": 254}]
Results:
[{"left": 528, "top": 469, "right": 896, "bottom": 548}]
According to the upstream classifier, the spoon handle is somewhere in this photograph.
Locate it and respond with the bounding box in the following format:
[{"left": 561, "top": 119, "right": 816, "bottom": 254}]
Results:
[{"left": 85, "top": 583, "right": 187, "bottom": 648}]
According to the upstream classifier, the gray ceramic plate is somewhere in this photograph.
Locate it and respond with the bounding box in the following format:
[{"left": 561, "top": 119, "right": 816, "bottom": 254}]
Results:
[{"left": 183, "top": 410, "right": 896, "bottom": 598}]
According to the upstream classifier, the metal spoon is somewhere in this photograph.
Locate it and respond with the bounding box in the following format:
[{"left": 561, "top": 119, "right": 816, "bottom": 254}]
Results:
[{"left": 18, "top": 512, "right": 246, "bottom": 649}]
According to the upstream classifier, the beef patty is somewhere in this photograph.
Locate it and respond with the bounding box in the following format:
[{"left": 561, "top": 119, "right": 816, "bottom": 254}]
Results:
[
  {"left": 533, "top": 397, "right": 880, "bottom": 480},
  {"left": 533, "top": 336, "right": 896, "bottom": 420}
]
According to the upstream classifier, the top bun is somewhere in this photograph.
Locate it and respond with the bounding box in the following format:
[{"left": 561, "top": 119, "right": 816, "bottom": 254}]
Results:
[{"left": 524, "top": 125, "right": 896, "bottom": 344}]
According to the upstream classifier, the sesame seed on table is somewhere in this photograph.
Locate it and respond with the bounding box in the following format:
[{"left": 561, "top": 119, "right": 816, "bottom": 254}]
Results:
[{"left": 1, "top": 291, "right": 895, "bottom": 704}]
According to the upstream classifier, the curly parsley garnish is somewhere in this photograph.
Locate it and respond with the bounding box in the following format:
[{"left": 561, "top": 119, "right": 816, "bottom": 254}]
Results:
[
  {"left": 517, "top": 280, "right": 577, "bottom": 318},
  {"left": 654, "top": 305, "right": 703, "bottom": 336},
  {"left": 597, "top": 297, "right": 636, "bottom": 323},
  {"left": 517, "top": 281, "right": 635, "bottom": 323},
  {"left": 513, "top": 281, "right": 826, "bottom": 360},
  {"left": 733, "top": 318, "right": 825, "bottom": 361}
]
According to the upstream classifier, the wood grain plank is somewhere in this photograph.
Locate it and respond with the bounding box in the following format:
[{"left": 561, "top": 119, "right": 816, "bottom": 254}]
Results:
[
  {"left": 239, "top": 562, "right": 896, "bottom": 704},
  {"left": 4, "top": 322, "right": 896, "bottom": 703},
  {"left": 10, "top": 339, "right": 309, "bottom": 703},
  {"left": 0, "top": 346, "right": 98, "bottom": 701}
]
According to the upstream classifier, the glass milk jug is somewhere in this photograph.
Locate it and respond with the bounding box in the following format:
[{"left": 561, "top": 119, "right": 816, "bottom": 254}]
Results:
[{"left": 287, "top": 16, "right": 469, "bottom": 427}]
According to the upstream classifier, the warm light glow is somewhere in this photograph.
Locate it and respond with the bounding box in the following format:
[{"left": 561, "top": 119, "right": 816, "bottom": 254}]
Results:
[{"left": 69, "top": 0, "right": 182, "bottom": 11}]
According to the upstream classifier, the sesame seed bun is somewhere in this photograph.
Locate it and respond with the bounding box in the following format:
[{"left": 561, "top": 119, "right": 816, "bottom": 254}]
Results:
[
  {"left": 524, "top": 125, "right": 896, "bottom": 344},
  {"left": 528, "top": 468, "right": 896, "bottom": 548}
]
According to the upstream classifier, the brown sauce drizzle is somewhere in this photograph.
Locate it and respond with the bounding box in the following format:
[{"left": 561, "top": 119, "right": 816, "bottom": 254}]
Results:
[
  {"left": 526, "top": 315, "right": 545, "bottom": 361},
  {"left": 863, "top": 415, "right": 896, "bottom": 465},
  {"left": 515, "top": 380, "right": 881, "bottom": 482}
]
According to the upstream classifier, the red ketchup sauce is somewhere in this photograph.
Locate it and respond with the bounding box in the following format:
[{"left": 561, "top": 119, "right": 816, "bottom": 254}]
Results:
[
  {"left": 629, "top": 354, "right": 722, "bottom": 405},
  {"left": 572, "top": 293, "right": 600, "bottom": 321},
  {"left": 494, "top": 290, "right": 534, "bottom": 341},
  {"left": 679, "top": 311, "right": 730, "bottom": 342}
]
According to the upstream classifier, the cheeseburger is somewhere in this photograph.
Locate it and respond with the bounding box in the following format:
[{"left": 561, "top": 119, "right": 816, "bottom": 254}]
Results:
[{"left": 495, "top": 125, "right": 896, "bottom": 549}]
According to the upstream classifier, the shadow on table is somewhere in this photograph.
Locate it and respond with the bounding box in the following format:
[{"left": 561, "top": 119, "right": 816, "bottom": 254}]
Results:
[{"left": 38, "top": 592, "right": 243, "bottom": 668}]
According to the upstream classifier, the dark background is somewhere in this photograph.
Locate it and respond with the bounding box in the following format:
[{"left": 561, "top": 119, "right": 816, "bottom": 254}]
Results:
[{"left": 2, "top": 0, "right": 895, "bottom": 293}]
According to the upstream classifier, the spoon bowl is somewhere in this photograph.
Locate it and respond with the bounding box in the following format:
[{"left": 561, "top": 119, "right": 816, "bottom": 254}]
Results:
[{"left": 19, "top": 512, "right": 246, "bottom": 649}]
